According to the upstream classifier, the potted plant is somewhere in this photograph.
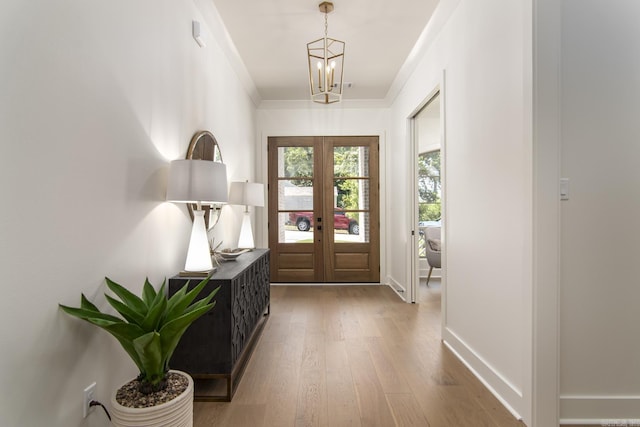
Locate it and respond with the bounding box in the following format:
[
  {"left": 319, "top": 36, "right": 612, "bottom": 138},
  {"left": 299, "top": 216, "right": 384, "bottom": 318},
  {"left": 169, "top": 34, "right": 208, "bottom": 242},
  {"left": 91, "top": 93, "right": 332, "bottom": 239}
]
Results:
[{"left": 59, "top": 276, "right": 218, "bottom": 427}]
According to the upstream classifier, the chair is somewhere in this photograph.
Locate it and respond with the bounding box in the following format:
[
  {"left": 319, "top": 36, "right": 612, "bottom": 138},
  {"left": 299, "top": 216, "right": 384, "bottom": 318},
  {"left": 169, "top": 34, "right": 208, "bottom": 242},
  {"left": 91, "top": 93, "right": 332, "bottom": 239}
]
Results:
[{"left": 424, "top": 226, "right": 441, "bottom": 286}]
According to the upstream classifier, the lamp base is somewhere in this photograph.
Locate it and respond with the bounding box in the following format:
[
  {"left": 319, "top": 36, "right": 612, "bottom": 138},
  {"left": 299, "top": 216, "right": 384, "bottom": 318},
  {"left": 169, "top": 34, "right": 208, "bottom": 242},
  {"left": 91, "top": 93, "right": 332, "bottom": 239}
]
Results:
[
  {"left": 237, "top": 211, "right": 255, "bottom": 249},
  {"left": 178, "top": 267, "right": 217, "bottom": 277}
]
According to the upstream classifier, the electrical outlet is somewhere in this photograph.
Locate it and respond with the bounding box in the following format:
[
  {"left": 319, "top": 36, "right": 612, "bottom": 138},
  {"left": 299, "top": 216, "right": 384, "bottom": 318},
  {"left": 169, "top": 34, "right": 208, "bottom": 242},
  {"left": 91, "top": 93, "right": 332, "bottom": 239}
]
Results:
[{"left": 83, "top": 382, "right": 96, "bottom": 418}]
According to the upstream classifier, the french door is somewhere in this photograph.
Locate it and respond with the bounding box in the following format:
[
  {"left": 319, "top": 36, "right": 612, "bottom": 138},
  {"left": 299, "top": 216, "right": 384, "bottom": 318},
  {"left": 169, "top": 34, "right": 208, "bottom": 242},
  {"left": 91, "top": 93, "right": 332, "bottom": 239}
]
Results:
[{"left": 268, "top": 136, "right": 379, "bottom": 283}]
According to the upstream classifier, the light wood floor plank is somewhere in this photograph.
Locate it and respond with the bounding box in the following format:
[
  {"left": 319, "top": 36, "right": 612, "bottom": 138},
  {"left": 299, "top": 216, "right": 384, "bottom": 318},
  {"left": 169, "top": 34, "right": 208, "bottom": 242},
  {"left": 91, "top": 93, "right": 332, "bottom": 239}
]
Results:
[
  {"left": 346, "top": 338, "right": 398, "bottom": 426},
  {"left": 386, "top": 393, "right": 431, "bottom": 427},
  {"left": 295, "top": 332, "right": 328, "bottom": 427},
  {"left": 325, "top": 340, "right": 362, "bottom": 427},
  {"left": 261, "top": 320, "right": 305, "bottom": 426},
  {"left": 193, "top": 282, "right": 525, "bottom": 427},
  {"left": 366, "top": 337, "right": 412, "bottom": 394},
  {"left": 219, "top": 403, "right": 266, "bottom": 427}
]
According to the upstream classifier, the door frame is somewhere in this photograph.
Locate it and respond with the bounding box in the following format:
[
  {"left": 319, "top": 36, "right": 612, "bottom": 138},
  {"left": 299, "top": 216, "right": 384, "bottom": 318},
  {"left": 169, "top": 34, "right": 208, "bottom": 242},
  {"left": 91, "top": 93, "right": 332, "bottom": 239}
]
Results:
[
  {"left": 257, "top": 130, "right": 387, "bottom": 284},
  {"left": 409, "top": 73, "right": 447, "bottom": 309}
]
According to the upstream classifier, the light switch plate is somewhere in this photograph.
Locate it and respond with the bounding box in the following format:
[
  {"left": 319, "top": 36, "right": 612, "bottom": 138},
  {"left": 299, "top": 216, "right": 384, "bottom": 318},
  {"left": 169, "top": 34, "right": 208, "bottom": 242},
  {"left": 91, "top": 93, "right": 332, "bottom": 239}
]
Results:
[{"left": 560, "top": 178, "right": 569, "bottom": 200}]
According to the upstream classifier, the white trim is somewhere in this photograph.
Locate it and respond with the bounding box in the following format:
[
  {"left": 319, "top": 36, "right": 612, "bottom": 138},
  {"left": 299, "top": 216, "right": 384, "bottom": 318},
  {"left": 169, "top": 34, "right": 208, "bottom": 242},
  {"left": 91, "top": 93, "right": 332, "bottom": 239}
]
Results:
[
  {"left": 531, "top": 0, "right": 561, "bottom": 425},
  {"left": 385, "top": 0, "right": 462, "bottom": 105},
  {"left": 258, "top": 98, "right": 390, "bottom": 110},
  {"left": 270, "top": 282, "right": 383, "bottom": 287},
  {"left": 407, "top": 85, "right": 442, "bottom": 305},
  {"left": 560, "top": 396, "right": 640, "bottom": 423},
  {"left": 409, "top": 105, "right": 419, "bottom": 303},
  {"left": 561, "top": 421, "right": 640, "bottom": 426},
  {"left": 196, "top": 0, "right": 261, "bottom": 106},
  {"left": 443, "top": 329, "right": 524, "bottom": 422},
  {"left": 561, "top": 395, "right": 640, "bottom": 400},
  {"left": 419, "top": 271, "right": 441, "bottom": 279},
  {"left": 386, "top": 276, "right": 408, "bottom": 301}
]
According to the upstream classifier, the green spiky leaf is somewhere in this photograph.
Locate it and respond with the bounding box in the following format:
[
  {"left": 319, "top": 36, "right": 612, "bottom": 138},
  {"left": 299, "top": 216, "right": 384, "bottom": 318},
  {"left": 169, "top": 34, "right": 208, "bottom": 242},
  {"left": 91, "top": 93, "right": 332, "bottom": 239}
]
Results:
[
  {"left": 140, "top": 295, "right": 167, "bottom": 332},
  {"left": 141, "top": 278, "right": 156, "bottom": 307},
  {"left": 165, "top": 277, "right": 214, "bottom": 322},
  {"left": 104, "top": 294, "right": 145, "bottom": 325},
  {"left": 105, "top": 277, "right": 147, "bottom": 314},
  {"left": 59, "top": 276, "right": 218, "bottom": 394},
  {"left": 133, "top": 331, "right": 164, "bottom": 386},
  {"left": 79, "top": 294, "right": 100, "bottom": 312},
  {"left": 58, "top": 304, "right": 123, "bottom": 324}
]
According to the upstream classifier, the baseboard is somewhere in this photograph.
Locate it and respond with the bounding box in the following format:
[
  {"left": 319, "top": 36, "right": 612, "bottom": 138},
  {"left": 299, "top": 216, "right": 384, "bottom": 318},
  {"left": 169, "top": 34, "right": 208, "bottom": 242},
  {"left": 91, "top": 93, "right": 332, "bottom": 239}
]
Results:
[
  {"left": 270, "top": 282, "right": 382, "bottom": 286},
  {"left": 386, "top": 275, "right": 408, "bottom": 300},
  {"left": 560, "top": 395, "right": 640, "bottom": 424},
  {"left": 418, "top": 264, "right": 441, "bottom": 279},
  {"left": 442, "top": 327, "right": 524, "bottom": 422}
]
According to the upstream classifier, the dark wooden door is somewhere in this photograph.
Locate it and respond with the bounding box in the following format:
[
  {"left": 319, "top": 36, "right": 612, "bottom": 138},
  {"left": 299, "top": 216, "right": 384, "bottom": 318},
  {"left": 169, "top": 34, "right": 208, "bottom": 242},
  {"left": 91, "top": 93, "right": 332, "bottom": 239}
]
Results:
[{"left": 268, "top": 136, "right": 379, "bottom": 283}]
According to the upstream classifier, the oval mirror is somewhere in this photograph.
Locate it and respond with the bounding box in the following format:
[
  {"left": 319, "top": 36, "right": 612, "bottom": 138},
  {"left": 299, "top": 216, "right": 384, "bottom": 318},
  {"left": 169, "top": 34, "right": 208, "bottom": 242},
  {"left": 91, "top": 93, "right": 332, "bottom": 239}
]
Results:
[
  {"left": 187, "top": 130, "right": 223, "bottom": 163},
  {"left": 186, "top": 130, "right": 224, "bottom": 230}
]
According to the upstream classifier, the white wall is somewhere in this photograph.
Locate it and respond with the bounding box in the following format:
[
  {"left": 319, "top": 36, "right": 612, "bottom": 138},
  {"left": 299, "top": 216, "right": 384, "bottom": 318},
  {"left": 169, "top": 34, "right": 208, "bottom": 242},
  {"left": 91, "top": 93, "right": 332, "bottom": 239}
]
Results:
[
  {"left": 559, "top": 0, "right": 640, "bottom": 421},
  {"left": 416, "top": 96, "right": 441, "bottom": 154},
  {"left": 388, "top": 0, "right": 533, "bottom": 421},
  {"left": 0, "top": 0, "right": 256, "bottom": 425}
]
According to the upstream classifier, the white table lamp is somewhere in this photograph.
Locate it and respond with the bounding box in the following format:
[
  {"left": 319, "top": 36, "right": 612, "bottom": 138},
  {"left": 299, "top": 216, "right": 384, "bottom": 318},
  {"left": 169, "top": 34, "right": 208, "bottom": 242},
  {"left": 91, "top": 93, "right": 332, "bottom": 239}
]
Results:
[
  {"left": 167, "top": 159, "right": 228, "bottom": 274},
  {"left": 228, "top": 181, "right": 264, "bottom": 249}
]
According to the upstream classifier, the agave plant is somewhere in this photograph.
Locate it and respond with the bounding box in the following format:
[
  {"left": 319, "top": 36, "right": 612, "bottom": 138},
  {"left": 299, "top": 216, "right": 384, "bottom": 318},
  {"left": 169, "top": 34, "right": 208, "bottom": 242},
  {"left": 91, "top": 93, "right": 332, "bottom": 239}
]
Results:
[{"left": 60, "top": 276, "right": 218, "bottom": 394}]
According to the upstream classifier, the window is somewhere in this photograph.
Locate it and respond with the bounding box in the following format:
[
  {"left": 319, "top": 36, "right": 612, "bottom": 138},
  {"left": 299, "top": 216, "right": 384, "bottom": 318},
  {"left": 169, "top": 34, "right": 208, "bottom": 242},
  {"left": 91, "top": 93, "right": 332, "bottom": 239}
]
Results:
[{"left": 418, "top": 150, "right": 441, "bottom": 257}]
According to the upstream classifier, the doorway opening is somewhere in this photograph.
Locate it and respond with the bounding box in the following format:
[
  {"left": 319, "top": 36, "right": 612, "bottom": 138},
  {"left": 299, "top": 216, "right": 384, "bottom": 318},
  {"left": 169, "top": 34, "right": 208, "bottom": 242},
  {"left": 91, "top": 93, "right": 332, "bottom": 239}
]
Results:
[
  {"left": 411, "top": 91, "right": 443, "bottom": 303},
  {"left": 267, "top": 136, "right": 380, "bottom": 283}
]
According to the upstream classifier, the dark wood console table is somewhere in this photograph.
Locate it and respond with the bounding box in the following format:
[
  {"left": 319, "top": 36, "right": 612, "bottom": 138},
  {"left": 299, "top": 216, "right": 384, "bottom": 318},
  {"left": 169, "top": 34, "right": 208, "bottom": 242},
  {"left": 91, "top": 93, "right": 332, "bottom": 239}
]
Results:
[{"left": 168, "top": 249, "right": 270, "bottom": 401}]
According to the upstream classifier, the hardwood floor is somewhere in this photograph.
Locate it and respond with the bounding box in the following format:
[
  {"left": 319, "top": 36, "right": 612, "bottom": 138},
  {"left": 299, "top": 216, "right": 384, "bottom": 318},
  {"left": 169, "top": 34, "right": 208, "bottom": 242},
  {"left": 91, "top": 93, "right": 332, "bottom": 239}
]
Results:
[{"left": 193, "top": 281, "right": 525, "bottom": 427}]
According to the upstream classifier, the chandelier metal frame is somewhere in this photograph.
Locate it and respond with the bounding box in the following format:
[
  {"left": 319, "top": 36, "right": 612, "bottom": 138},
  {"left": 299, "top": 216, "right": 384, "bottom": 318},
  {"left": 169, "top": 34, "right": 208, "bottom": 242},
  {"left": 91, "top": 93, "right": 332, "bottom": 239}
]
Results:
[{"left": 307, "top": 2, "right": 345, "bottom": 104}]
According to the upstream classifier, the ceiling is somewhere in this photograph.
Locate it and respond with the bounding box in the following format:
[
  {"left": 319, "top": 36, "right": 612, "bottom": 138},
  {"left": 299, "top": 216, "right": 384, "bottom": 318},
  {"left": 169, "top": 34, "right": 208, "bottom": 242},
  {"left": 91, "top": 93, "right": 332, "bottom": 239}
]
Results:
[{"left": 210, "top": 0, "right": 440, "bottom": 102}]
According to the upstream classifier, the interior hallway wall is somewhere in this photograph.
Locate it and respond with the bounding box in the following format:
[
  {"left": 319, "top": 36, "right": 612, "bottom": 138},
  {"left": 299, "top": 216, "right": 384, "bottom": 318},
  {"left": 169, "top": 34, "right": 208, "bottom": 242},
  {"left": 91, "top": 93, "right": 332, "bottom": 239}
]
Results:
[
  {"left": 559, "top": 0, "right": 640, "bottom": 420},
  {"left": 387, "top": 0, "right": 533, "bottom": 421},
  {"left": 0, "top": 1, "right": 256, "bottom": 425}
]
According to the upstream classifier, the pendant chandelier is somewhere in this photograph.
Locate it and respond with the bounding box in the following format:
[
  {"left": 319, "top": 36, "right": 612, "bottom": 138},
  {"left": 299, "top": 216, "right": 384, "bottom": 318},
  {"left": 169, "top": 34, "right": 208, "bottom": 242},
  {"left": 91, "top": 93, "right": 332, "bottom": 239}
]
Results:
[{"left": 307, "top": 2, "right": 345, "bottom": 104}]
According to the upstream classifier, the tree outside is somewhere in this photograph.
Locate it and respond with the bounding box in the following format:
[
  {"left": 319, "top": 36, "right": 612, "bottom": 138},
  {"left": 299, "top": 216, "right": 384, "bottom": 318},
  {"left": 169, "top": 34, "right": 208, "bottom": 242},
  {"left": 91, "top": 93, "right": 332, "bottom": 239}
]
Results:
[
  {"left": 283, "top": 146, "right": 362, "bottom": 218},
  {"left": 418, "top": 150, "right": 441, "bottom": 222},
  {"left": 333, "top": 146, "right": 360, "bottom": 213}
]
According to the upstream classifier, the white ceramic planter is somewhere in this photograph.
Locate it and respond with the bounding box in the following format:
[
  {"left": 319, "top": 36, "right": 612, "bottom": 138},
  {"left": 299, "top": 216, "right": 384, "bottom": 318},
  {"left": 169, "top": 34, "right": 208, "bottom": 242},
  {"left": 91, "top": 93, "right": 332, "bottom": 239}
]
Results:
[{"left": 110, "top": 370, "right": 194, "bottom": 427}]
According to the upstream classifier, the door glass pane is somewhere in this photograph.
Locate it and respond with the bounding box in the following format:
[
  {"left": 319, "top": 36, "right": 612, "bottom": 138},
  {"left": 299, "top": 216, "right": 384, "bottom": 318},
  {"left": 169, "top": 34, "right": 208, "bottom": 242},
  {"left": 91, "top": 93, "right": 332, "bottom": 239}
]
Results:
[
  {"left": 277, "top": 145, "right": 315, "bottom": 243},
  {"left": 278, "top": 212, "right": 314, "bottom": 243},
  {"left": 278, "top": 146, "right": 314, "bottom": 178},
  {"left": 334, "top": 146, "right": 369, "bottom": 177},
  {"left": 334, "top": 212, "right": 369, "bottom": 243},
  {"left": 333, "top": 145, "right": 370, "bottom": 243},
  {"left": 333, "top": 178, "right": 369, "bottom": 210},
  {"left": 278, "top": 180, "right": 313, "bottom": 210}
]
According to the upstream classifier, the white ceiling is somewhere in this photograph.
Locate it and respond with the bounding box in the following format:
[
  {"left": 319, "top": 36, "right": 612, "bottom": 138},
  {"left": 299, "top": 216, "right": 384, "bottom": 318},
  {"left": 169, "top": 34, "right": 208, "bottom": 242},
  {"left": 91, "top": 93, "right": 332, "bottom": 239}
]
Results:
[{"left": 210, "top": 0, "right": 440, "bottom": 102}]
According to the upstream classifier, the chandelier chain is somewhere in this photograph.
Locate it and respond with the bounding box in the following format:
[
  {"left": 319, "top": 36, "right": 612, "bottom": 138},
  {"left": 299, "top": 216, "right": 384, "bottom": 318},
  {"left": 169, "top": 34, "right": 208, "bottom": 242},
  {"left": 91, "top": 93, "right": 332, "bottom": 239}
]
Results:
[{"left": 324, "top": 12, "right": 328, "bottom": 37}]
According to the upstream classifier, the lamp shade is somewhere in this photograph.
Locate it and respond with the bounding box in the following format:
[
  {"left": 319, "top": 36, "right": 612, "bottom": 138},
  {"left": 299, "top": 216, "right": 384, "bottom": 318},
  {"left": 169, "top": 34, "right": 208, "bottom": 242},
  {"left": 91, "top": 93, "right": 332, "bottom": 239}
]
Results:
[
  {"left": 167, "top": 160, "right": 228, "bottom": 204},
  {"left": 228, "top": 181, "right": 264, "bottom": 207}
]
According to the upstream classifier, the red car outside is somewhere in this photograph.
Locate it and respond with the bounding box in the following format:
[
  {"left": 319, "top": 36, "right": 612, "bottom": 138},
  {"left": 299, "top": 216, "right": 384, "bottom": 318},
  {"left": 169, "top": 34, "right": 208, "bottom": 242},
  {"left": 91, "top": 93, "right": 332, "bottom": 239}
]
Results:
[{"left": 288, "top": 210, "right": 359, "bottom": 235}]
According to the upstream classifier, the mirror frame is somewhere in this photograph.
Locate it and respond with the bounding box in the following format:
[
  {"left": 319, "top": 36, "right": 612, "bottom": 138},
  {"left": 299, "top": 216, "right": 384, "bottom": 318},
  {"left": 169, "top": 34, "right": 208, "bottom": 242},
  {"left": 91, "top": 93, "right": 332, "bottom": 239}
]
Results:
[{"left": 186, "top": 130, "right": 224, "bottom": 230}]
